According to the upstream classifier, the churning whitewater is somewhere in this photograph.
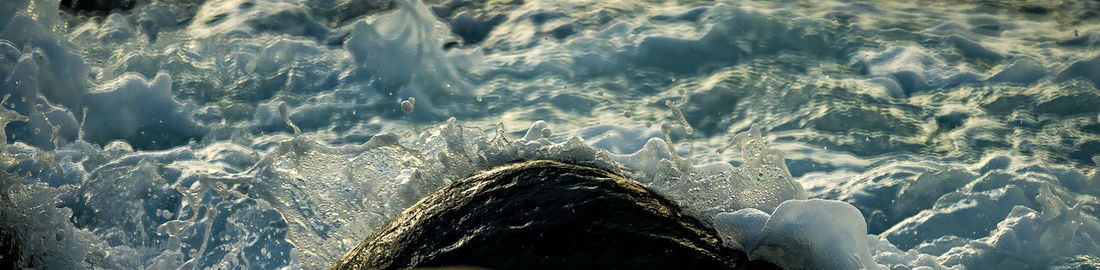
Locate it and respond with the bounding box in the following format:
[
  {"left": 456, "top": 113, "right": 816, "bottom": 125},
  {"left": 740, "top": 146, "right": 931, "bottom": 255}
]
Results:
[{"left": 2, "top": 0, "right": 1100, "bottom": 269}]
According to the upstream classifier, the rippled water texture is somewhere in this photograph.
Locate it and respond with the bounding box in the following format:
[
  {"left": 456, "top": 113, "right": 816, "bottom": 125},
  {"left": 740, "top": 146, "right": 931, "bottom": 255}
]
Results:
[{"left": 2, "top": 0, "right": 1100, "bottom": 269}]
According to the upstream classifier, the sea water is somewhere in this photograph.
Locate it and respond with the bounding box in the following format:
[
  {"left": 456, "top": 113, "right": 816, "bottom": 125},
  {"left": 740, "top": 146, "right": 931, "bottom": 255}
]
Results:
[{"left": 2, "top": 0, "right": 1099, "bottom": 269}]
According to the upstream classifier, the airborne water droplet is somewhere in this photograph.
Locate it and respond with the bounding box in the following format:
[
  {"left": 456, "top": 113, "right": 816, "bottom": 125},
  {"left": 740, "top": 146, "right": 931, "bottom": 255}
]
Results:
[{"left": 401, "top": 99, "right": 415, "bottom": 114}]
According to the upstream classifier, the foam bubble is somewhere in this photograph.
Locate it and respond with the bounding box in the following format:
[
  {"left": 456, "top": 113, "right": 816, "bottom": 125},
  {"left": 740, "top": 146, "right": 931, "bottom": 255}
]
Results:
[{"left": 715, "top": 199, "right": 884, "bottom": 270}]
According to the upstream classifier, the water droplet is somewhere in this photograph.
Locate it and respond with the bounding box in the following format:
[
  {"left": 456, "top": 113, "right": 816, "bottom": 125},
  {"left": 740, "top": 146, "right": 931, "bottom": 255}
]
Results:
[
  {"left": 623, "top": 110, "right": 631, "bottom": 118},
  {"left": 401, "top": 99, "right": 415, "bottom": 114},
  {"left": 540, "top": 128, "right": 552, "bottom": 138}
]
